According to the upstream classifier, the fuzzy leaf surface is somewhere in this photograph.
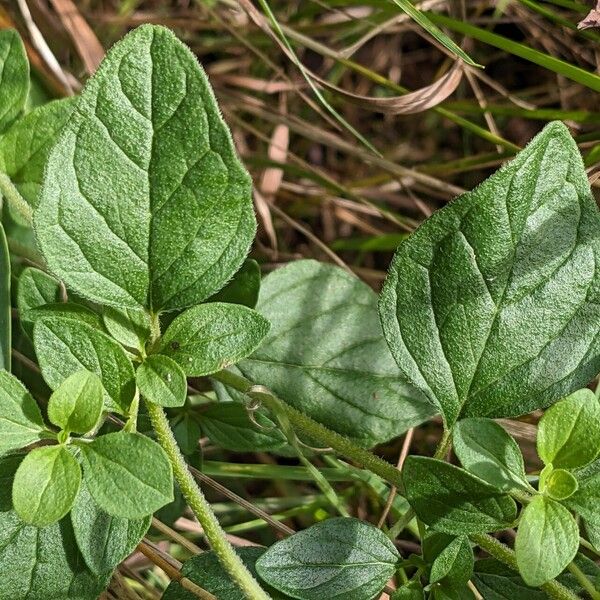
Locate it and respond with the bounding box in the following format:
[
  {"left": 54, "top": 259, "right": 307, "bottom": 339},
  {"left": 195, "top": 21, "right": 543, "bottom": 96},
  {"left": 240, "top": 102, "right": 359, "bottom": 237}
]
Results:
[
  {"left": 379, "top": 122, "right": 600, "bottom": 425},
  {"left": 35, "top": 24, "right": 255, "bottom": 311}
]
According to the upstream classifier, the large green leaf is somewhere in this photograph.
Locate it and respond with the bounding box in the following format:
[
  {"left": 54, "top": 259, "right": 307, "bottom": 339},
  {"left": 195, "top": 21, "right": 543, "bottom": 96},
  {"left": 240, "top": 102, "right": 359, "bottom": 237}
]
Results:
[
  {"left": 35, "top": 24, "right": 255, "bottom": 311},
  {"left": 0, "top": 370, "right": 46, "bottom": 455},
  {"left": 80, "top": 431, "right": 173, "bottom": 518},
  {"left": 403, "top": 456, "right": 517, "bottom": 534},
  {"left": 0, "top": 30, "right": 29, "bottom": 133},
  {"left": 0, "top": 224, "right": 9, "bottom": 370},
  {"left": 537, "top": 388, "right": 600, "bottom": 470},
  {"left": 0, "top": 510, "right": 109, "bottom": 600},
  {"left": 515, "top": 496, "right": 579, "bottom": 586},
  {"left": 256, "top": 517, "right": 399, "bottom": 600},
  {"left": 159, "top": 302, "right": 270, "bottom": 376},
  {"left": 0, "top": 98, "right": 74, "bottom": 206},
  {"left": 12, "top": 445, "right": 81, "bottom": 527},
  {"left": 33, "top": 316, "right": 135, "bottom": 414},
  {"left": 236, "top": 260, "right": 436, "bottom": 447},
  {"left": 379, "top": 122, "right": 600, "bottom": 426},
  {"left": 71, "top": 482, "right": 151, "bottom": 576}
]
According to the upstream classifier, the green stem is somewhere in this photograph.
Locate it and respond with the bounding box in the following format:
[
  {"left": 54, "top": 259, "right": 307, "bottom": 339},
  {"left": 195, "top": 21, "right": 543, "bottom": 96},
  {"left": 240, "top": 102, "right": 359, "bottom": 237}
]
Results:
[
  {"left": 212, "top": 369, "right": 579, "bottom": 600},
  {"left": 472, "top": 534, "right": 580, "bottom": 600},
  {"left": 0, "top": 172, "right": 33, "bottom": 225},
  {"left": 146, "top": 401, "right": 271, "bottom": 600},
  {"left": 567, "top": 561, "right": 600, "bottom": 600}
]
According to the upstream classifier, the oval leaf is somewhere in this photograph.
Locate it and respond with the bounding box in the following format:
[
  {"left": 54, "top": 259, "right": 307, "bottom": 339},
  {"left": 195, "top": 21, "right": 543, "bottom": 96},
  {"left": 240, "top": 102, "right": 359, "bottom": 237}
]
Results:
[
  {"left": 136, "top": 354, "right": 187, "bottom": 407},
  {"left": 256, "top": 517, "right": 400, "bottom": 600},
  {"left": 515, "top": 496, "right": 579, "bottom": 586},
  {"left": 35, "top": 24, "right": 255, "bottom": 311},
  {"left": 80, "top": 431, "right": 173, "bottom": 518},
  {"left": 0, "top": 29, "right": 29, "bottom": 132},
  {"left": 48, "top": 369, "right": 103, "bottom": 434},
  {"left": 236, "top": 260, "right": 437, "bottom": 447},
  {"left": 537, "top": 388, "right": 600, "bottom": 470},
  {"left": 403, "top": 456, "right": 517, "bottom": 534},
  {"left": 13, "top": 445, "right": 81, "bottom": 527},
  {"left": 379, "top": 122, "right": 600, "bottom": 426},
  {"left": 159, "top": 302, "right": 270, "bottom": 376},
  {"left": 34, "top": 316, "right": 135, "bottom": 414}
]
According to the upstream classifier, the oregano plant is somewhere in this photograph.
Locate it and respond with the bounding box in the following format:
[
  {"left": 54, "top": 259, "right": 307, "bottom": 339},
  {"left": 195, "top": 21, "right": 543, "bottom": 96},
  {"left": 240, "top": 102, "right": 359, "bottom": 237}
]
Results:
[{"left": 1, "top": 20, "right": 600, "bottom": 600}]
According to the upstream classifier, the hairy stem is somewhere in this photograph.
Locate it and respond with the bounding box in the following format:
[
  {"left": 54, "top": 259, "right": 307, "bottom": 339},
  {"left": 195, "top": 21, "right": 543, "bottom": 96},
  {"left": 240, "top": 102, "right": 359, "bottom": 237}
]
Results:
[
  {"left": 471, "top": 534, "right": 580, "bottom": 600},
  {"left": 567, "top": 561, "right": 600, "bottom": 600},
  {"left": 0, "top": 172, "right": 32, "bottom": 224},
  {"left": 146, "top": 401, "right": 271, "bottom": 600},
  {"left": 212, "top": 369, "right": 579, "bottom": 600}
]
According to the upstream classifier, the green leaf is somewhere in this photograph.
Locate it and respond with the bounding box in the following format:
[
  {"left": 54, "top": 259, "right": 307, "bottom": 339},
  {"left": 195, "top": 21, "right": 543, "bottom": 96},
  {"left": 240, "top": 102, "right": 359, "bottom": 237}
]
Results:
[
  {"left": 25, "top": 302, "right": 104, "bottom": 332},
  {"left": 0, "top": 30, "right": 29, "bottom": 133},
  {"left": 17, "top": 266, "right": 62, "bottom": 337},
  {"left": 544, "top": 468, "right": 578, "bottom": 500},
  {"left": 564, "top": 466, "right": 600, "bottom": 522},
  {"left": 391, "top": 581, "right": 425, "bottom": 599},
  {"left": 515, "top": 495, "right": 579, "bottom": 586},
  {"left": 102, "top": 306, "right": 151, "bottom": 352},
  {"left": 207, "top": 259, "right": 261, "bottom": 308},
  {"left": 0, "top": 98, "right": 74, "bottom": 206},
  {"left": 12, "top": 445, "right": 81, "bottom": 527},
  {"left": 236, "top": 260, "right": 436, "bottom": 447},
  {"left": 136, "top": 354, "right": 187, "bottom": 407},
  {"left": 71, "top": 482, "right": 151, "bottom": 576},
  {"left": 255, "top": 517, "right": 400, "bottom": 600},
  {"left": 427, "top": 535, "right": 474, "bottom": 587},
  {"left": 200, "top": 402, "right": 286, "bottom": 452},
  {"left": 379, "top": 122, "right": 600, "bottom": 426},
  {"left": 403, "top": 456, "right": 517, "bottom": 534},
  {"left": 537, "top": 388, "right": 600, "bottom": 469},
  {"left": 163, "top": 547, "right": 291, "bottom": 600},
  {"left": 80, "top": 431, "right": 173, "bottom": 518},
  {"left": 453, "top": 418, "right": 529, "bottom": 492},
  {"left": 472, "top": 559, "right": 548, "bottom": 600},
  {"left": 172, "top": 414, "right": 202, "bottom": 455},
  {"left": 48, "top": 370, "right": 103, "bottom": 434},
  {"left": 0, "top": 510, "right": 109, "bottom": 600},
  {"left": 0, "top": 370, "right": 45, "bottom": 455},
  {"left": 34, "top": 316, "right": 135, "bottom": 414},
  {"left": 159, "top": 302, "right": 270, "bottom": 376},
  {"left": 0, "top": 224, "right": 9, "bottom": 370},
  {"left": 35, "top": 24, "right": 255, "bottom": 311}
]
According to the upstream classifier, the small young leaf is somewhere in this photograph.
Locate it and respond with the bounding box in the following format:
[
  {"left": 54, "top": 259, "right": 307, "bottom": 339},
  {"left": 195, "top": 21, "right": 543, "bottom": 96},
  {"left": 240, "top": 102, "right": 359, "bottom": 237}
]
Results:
[
  {"left": 0, "top": 370, "right": 46, "bottom": 455},
  {"left": 12, "top": 445, "right": 81, "bottom": 527},
  {"left": 544, "top": 468, "right": 578, "bottom": 500},
  {"left": 0, "top": 510, "right": 110, "bottom": 600},
  {"left": 236, "top": 260, "right": 437, "bottom": 447},
  {"left": 0, "top": 98, "right": 74, "bottom": 206},
  {"left": 379, "top": 122, "right": 600, "bottom": 426},
  {"left": 102, "top": 306, "right": 151, "bottom": 351},
  {"left": 34, "top": 316, "right": 135, "bottom": 414},
  {"left": 564, "top": 467, "right": 600, "bottom": 522},
  {"left": 80, "top": 432, "right": 173, "bottom": 518},
  {"left": 515, "top": 495, "right": 579, "bottom": 586},
  {"left": 136, "top": 354, "right": 187, "bottom": 407},
  {"left": 255, "top": 517, "right": 400, "bottom": 600},
  {"left": 428, "top": 535, "right": 474, "bottom": 586},
  {"left": 163, "top": 548, "right": 290, "bottom": 600},
  {"left": 48, "top": 370, "right": 103, "bottom": 434},
  {"left": 71, "top": 482, "right": 151, "bottom": 576},
  {"left": 17, "top": 267, "right": 62, "bottom": 337},
  {"left": 453, "top": 418, "right": 529, "bottom": 492},
  {"left": 200, "top": 402, "right": 287, "bottom": 452},
  {"left": 159, "top": 302, "right": 270, "bottom": 376},
  {"left": 403, "top": 456, "right": 517, "bottom": 534},
  {"left": 35, "top": 24, "right": 255, "bottom": 311},
  {"left": 0, "top": 30, "right": 29, "bottom": 132},
  {"left": 537, "top": 388, "right": 600, "bottom": 469},
  {"left": 207, "top": 259, "right": 261, "bottom": 308}
]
